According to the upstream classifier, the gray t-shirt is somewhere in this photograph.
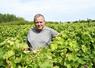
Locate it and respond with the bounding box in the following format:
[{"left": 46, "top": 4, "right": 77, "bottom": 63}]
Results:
[{"left": 27, "top": 26, "right": 58, "bottom": 50}]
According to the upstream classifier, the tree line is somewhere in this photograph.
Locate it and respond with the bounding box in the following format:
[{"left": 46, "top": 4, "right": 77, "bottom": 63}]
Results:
[
  {"left": 66, "top": 18, "right": 95, "bottom": 23},
  {"left": 0, "top": 13, "right": 95, "bottom": 24},
  {"left": 0, "top": 13, "right": 25, "bottom": 23}
]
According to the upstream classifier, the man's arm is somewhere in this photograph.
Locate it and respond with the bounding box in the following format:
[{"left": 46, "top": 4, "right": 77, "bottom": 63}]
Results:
[{"left": 50, "top": 28, "right": 59, "bottom": 37}]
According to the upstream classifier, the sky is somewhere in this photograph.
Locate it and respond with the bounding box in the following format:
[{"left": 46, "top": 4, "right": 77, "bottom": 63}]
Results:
[{"left": 0, "top": 0, "right": 95, "bottom": 22}]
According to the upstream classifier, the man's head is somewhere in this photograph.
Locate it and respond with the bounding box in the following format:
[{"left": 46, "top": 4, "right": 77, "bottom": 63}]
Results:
[{"left": 34, "top": 14, "right": 45, "bottom": 30}]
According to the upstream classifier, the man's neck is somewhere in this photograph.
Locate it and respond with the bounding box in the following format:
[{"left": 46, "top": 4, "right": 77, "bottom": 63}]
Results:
[{"left": 36, "top": 29, "right": 42, "bottom": 32}]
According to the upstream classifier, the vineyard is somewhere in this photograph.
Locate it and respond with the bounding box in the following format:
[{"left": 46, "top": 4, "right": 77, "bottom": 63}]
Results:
[{"left": 0, "top": 22, "right": 95, "bottom": 68}]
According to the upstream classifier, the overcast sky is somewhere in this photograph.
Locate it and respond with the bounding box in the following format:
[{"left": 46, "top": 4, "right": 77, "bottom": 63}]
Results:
[{"left": 0, "top": 0, "right": 95, "bottom": 22}]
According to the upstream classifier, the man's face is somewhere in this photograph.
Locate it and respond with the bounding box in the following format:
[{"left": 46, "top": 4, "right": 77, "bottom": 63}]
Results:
[{"left": 34, "top": 16, "right": 45, "bottom": 30}]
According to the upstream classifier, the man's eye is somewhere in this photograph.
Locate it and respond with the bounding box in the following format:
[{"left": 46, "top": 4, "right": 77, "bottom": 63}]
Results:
[
  {"left": 36, "top": 22, "right": 43, "bottom": 23},
  {"left": 40, "top": 22, "right": 43, "bottom": 23}
]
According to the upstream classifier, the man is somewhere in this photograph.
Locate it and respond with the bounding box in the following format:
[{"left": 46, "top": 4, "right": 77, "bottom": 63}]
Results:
[{"left": 27, "top": 14, "right": 58, "bottom": 51}]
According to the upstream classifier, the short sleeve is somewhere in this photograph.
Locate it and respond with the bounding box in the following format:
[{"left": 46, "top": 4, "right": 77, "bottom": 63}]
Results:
[{"left": 50, "top": 28, "right": 58, "bottom": 37}]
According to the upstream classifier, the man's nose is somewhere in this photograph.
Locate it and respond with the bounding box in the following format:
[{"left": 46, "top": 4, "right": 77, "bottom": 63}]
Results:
[{"left": 37, "top": 22, "right": 41, "bottom": 25}]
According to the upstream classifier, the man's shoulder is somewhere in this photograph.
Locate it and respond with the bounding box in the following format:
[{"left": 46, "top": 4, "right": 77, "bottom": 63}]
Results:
[
  {"left": 44, "top": 26, "right": 58, "bottom": 36},
  {"left": 28, "top": 27, "right": 36, "bottom": 33},
  {"left": 44, "top": 26, "right": 54, "bottom": 31}
]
